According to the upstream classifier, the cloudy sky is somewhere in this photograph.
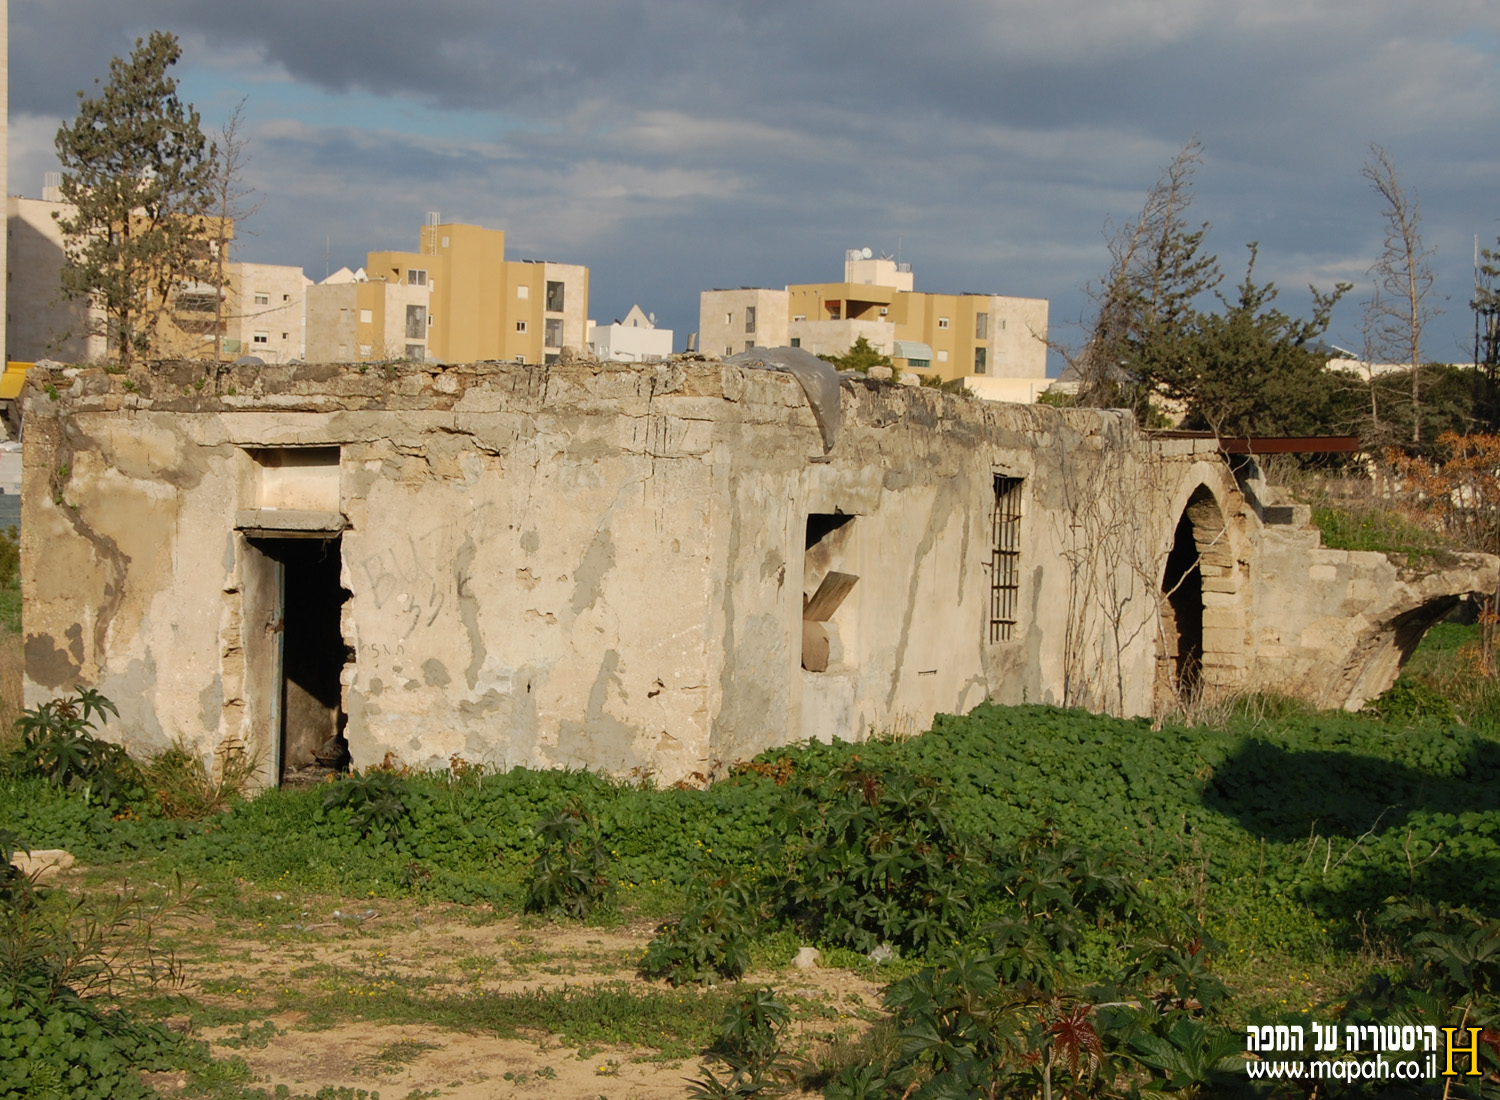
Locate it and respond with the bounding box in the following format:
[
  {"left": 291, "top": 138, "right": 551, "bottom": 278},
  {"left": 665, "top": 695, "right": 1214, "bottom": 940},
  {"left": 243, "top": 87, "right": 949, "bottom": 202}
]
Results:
[{"left": 11, "top": 0, "right": 1500, "bottom": 372}]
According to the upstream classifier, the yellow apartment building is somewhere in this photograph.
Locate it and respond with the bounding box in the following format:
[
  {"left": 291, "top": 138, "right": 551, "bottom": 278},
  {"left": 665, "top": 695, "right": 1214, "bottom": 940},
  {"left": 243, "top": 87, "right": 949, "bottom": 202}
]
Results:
[
  {"left": 699, "top": 250, "right": 1050, "bottom": 399},
  {"left": 364, "top": 219, "right": 589, "bottom": 364}
]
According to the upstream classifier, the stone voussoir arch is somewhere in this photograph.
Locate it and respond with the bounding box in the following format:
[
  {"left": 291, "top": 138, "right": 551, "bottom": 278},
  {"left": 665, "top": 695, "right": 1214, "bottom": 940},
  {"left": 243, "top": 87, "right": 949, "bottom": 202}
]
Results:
[{"left": 1155, "top": 461, "right": 1249, "bottom": 708}]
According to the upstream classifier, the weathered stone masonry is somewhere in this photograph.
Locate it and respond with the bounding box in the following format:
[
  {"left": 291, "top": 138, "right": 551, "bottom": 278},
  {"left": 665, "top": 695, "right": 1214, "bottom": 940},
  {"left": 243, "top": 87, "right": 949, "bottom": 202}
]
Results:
[{"left": 19, "top": 357, "right": 1495, "bottom": 785}]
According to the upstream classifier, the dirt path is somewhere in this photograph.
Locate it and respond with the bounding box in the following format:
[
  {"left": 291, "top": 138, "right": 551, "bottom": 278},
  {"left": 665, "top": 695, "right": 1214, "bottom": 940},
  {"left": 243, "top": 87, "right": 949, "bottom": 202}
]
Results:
[{"left": 133, "top": 890, "right": 885, "bottom": 1099}]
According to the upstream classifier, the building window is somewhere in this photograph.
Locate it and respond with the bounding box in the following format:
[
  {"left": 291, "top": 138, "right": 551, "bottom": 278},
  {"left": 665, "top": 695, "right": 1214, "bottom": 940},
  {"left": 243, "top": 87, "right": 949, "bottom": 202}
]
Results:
[
  {"left": 974, "top": 348, "right": 987, "bottom": 374},
  {"left": 990, "top": 476, "right": 1023, "bottom": 643},
  {"left": 517, "top": 285, "right": 529, "bottom": 299},
  {"left": 725, "top": 312, "right": 733, "bottom": 325},
  {"left": 791, "top": 337, "right": 801, "bottom": 348},
  {"left": 253, "top": 331, "right": 269, "bottom": 345},
  {"left": 359, "top": 309, "right": 373, "bottom": 324},
  {"left": 405, "top": 344, "right": 424, "bottom": 359},
  {"left": 908, "top": 358, "right": 930, "bottom": 368},
  {"left": 938, "top": 349, "right": 949, "bottom": 363},
  {"left": 516, "top": 321, "right": 528, "bottom": 333},
  {"left": 545, "top": 280, "right": 565, "bottom": 312},
  {"left": 176, "top": 292, "right": 217, "bottom": 313},
  {"left": 359, "top": 344, "right": 372, "bottom": 358},
  {"left": 975, "top": 313, "right": 988, "bottom": 339},
  {"left": 282, "top": 293, "right": 291, "bottom": 302},
  {"left": 516, "top": 355, "right": 526, "bottom": 364},
  {"left": 408, "top": 269, "right": 428, "bottom": 286},
  {"left": 253, "top": 292, "right": 270, "bottom": 306},
  {"left": 745, "top": 306, "right": 756, "bottom": 334},
  {"left": 441, "top": 236, "right": 450, "bottom": 248},
  {"left": 544, "top": 317, "right": 564, "bottom": 347},
  {"left": 405, "top": 304, "right": 427, "bottom": 340},
  {"left": 725, "top": 346, "right": 734, "bottom": 356},
  {"left": 793, "top": 314, "right": 806, "bottom": 322},
  {"left": 281, "top": 332, "right": 288, "bottom": 340},
  {"left": 746, "top": 340, "right": 755, "bottom": 349},
  {"left": 938, "top": 317, "right": 950, "bottom": 329}
]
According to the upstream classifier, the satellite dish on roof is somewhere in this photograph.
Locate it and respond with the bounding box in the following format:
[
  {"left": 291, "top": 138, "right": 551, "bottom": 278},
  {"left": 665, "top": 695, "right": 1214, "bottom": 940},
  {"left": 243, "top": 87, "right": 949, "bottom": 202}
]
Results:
[{"left": 861, "top": 247, "right": 873, "bottom": 259}]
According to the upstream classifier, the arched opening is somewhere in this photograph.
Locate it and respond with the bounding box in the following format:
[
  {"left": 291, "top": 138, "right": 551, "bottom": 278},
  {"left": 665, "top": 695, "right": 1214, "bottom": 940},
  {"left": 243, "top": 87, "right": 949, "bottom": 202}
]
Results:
[
  {"left": 1157, "top": 486, "right": 1236, "bottom": 707},
  {"left": 1161, "top": 509, "right": 1204, "bottom": 695}
]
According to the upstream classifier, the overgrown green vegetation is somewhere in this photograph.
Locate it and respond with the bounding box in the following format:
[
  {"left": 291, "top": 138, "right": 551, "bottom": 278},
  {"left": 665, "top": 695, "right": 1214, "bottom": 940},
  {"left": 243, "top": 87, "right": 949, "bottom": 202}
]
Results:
[
  {"left": 6, "top": 624, "right": 1500, "bottom": 1095},
  {"left": 1312, "top": 504, "right": 1457, "bottom": 560}
]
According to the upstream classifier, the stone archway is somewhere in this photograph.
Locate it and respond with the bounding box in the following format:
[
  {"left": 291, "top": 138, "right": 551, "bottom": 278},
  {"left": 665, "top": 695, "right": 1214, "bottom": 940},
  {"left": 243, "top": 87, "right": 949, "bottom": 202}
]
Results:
[{"left": 1157, "top": 486, "right": 1240, "bottom": 707}]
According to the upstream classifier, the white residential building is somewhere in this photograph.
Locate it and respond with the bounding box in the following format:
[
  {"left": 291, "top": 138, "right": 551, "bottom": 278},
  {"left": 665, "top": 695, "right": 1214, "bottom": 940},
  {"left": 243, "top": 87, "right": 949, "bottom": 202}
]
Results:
[{"left": 587, "top": 305, "right": 673, "bottom": 362}]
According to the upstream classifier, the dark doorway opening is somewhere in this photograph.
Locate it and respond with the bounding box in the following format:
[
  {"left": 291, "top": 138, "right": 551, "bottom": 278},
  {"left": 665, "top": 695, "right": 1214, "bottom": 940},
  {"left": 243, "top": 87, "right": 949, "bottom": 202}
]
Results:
[
  {"left": 1162, "top": 510, "right": 1204, "bottom": 696},
  {"left": 254, "top": 536, "right": 351, "bottom": 786}
]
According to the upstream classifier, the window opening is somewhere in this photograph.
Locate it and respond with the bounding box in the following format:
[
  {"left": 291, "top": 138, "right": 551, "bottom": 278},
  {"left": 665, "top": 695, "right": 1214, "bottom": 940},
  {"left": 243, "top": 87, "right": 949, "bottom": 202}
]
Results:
[
  {"left": 545, "top": 280, "right": 565, "bottom": 311},
  {"left": 989, "top": 476, "right": 1023, "bottom": 642},
  {"left": 802, "top": 513, "right": 858, "bottom": 672}
]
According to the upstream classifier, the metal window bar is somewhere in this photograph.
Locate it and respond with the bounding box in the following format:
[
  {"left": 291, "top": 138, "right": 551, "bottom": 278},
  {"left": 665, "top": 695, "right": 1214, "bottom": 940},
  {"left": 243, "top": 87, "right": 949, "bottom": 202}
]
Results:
[{"left": 990, "top": 476, "right": 1023, "bottom": 642}]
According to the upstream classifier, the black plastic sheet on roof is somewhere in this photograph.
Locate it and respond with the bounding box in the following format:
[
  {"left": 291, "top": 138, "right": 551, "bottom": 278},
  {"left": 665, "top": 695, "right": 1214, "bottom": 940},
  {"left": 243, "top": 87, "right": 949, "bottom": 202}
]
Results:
[{"left": 725, "top": 346, "right": 843, "bottom": 453}]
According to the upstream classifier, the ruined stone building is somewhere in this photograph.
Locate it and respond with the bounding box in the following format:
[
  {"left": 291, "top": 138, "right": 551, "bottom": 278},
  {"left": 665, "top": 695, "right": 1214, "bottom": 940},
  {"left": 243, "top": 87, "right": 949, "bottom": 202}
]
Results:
[{"left": 19, "top": 353, "right": 1495, "bottom": 786}]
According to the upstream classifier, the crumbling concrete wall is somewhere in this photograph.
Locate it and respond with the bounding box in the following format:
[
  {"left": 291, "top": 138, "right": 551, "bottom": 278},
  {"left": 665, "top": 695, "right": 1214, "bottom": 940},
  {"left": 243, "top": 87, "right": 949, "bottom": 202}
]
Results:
[{"left": 18, "top": 357, "right": 1495, "bottom": 784}]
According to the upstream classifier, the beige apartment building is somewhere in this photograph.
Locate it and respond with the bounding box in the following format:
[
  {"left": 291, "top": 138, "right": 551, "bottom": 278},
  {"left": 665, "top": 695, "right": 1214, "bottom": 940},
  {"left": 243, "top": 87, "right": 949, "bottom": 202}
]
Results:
[
  {"left": 305, "top": 267, "right": 432, "bottom": 363},
  {"left": 225, "top": 263, "right": 309, "bottom": 363},
  {"left": 699, "top": 251, "right": 1049, "bottom": 399},
  {"left": 7, "top": 189, "right": 251, "bottom": 365},
  {"left": 364, "top": 219, "right": 589, "bottom": 364},
  {"left": 7, "top": 194, "right": 106, "bottom": 362},
  {"left": 699, "top": 288, "right": 790, "bottom": 358}
]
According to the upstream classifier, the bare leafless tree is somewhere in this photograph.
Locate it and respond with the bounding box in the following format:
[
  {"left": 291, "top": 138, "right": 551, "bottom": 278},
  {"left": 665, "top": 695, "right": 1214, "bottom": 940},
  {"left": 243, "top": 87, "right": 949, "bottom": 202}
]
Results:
[
  {"left": 208, "top": 100, "right": 261, "bottom": 361},
  {"left": 1363, "top": 145, "right": 1437, "bottom": 446}
]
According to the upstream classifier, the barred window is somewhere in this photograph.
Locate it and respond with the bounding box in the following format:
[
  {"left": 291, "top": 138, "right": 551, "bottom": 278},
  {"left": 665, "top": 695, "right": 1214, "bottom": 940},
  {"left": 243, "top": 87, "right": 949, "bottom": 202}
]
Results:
[{"left": 989, "top": 476, "right": 1023, "bottom": 642}]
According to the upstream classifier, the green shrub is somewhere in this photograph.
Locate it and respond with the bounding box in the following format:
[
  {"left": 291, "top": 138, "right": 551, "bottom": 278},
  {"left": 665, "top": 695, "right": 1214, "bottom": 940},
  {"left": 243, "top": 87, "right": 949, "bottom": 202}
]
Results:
[
  {"left": 766, "top": 761, "right": 986, "bottom": 956},
  {"left": 1367, "top": 675, "right": 1456, "bottom": 725},
  {"left": 8, "top": 689, "right": 139, "bottom": 810},
  {"left": 641, "top": 873, "right": 758, "bottom": 986},
  {"left": 320, "top": 769, "right": 413, "bottom": 843},
  {"left": 523, "top": 806, "right": 613, "bottom": 919},
  {"left": 689, "top": 986, "right": 792, "bottom": 1099},
  {"left": 0, "top": 831, "right": 192, "bottom": 1099}
]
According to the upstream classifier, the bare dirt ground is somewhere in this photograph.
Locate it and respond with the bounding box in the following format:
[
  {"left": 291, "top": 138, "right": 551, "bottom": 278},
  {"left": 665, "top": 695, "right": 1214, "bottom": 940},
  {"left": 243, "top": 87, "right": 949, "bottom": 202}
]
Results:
[{"left": 112, "top": 878, "right": 885, "bottom": 1100}]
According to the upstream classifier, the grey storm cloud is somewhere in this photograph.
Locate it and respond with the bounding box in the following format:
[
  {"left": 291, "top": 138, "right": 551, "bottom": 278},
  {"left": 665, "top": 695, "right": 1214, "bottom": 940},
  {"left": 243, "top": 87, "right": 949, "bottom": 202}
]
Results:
[{"left": 10, "top": 0, "right": 1500, "bottom": 360}]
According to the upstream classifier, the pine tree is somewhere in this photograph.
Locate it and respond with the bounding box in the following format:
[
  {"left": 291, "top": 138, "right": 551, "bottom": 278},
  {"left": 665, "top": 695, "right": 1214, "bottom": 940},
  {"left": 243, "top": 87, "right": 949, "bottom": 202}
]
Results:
[
  {"left": 53, "top": 31, "right": 219, "bottom": 368},
  {"left": 1142, "top": 243, "right": 1352, "bottom": 437},
  {"left": 1076, "top": 140, "right": 1222, "bottom": 420}
]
